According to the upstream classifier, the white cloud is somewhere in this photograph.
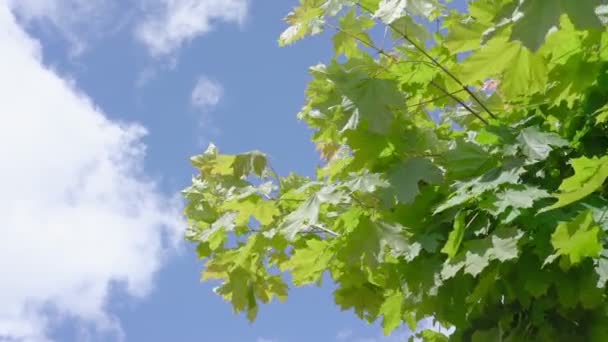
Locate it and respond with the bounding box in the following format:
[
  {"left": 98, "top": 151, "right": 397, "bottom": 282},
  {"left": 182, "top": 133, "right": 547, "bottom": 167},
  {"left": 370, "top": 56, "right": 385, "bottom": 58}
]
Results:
[
  {"left": 7, "top": 0, "right": 129, "bottom": 56},
  {"left": 256, "top": 338, "right": 276, "bottom": 342},
  {"left": 8, "top": 0, "right": 249, "bottom": 58},
  {"left": 135, "top": 0, "right": 249, "bottom": 56},
  {"left": 191, "top": 76, "right": 223, "bottom": 110},
  {"left": 0, "top": 2, "right": 182, "bottom": 341}
]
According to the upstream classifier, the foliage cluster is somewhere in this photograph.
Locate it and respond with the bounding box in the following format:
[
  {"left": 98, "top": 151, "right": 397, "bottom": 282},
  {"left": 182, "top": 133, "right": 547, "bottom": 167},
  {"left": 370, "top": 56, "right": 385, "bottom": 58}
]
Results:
[{"left": 183, "top": 1, "right": 608, "bottom": 340}]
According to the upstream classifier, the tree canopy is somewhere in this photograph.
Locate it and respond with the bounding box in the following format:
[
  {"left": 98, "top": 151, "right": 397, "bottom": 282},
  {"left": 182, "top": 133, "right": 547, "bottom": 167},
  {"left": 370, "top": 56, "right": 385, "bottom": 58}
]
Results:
[{"left": 183, "top": 1, "right": 608, "bottom": 340}]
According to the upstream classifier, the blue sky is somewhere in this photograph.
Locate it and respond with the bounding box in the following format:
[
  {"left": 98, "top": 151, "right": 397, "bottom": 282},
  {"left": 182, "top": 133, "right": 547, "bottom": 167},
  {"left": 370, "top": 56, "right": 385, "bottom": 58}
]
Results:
[{"left": 0, "top": 1, "right": 425, "bottom": 341}]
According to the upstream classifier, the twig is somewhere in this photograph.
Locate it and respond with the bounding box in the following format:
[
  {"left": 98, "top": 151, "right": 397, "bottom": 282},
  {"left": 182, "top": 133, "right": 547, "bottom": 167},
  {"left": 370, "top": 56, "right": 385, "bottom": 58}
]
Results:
[
  {"left": 311, "top": 224, "right": 340, "bottom": 237},
  {"left": 326, "top": 23, "right": 489, "bottom": 125},
  {"left": 357, "top": 3, "right": 497, "bottom": 120},
  {"left": 405, "top": 88, "right": 467, "bottom": 108}
]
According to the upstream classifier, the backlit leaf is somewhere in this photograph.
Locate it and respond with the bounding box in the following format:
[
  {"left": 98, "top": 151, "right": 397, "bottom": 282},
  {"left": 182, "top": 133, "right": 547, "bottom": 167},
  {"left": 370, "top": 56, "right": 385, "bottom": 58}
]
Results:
[{"left": 546, "top": 210, "right": 603, "bottom": 266}]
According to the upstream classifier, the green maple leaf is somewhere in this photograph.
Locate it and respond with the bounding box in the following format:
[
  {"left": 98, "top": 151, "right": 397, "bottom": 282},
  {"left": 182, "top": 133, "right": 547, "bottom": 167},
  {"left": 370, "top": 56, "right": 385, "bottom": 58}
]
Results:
[
  {"left": 458, "top": 37, "right": 548, "bottom": 97},
  {"left": 233, "top": 151, "right": 269, "bottom": 178},
  {"left": 282, "top": 239, "right": 334, "bottom": 285},
  {"left": 197, "top": 212, "right": 237, "bottom": 251},
  {"left": 222, "top": 196, "right": 278, "bottom": 226},
  {"left": 510, "top": 0, "right": 603, "bottom": 51},
  {"left": 280, "top": 185, "right": 347, "bottom": 239},
  {"left": 435, "top": 165, "right": 524, "bottom": 213},
  {"left": 334, "top": 281, "right": 384, "bottom": 322},
  {"left": 379, "top": 292, "right": 404, "bottom": 335},
  {"left": 418, "top": 330, "right": 449, "bottom": 342},
  {"left": 467, "top": 266, "right": 499, "bottom": 304},
  {"left": 444, "top": 18, "right": 488, "bottom": 54},
  {"left": 280, "top": 173, "right": 311, "bottom": 192},
  {"left": 390, "top": 15, "right": 430, "bottom": 44},
  {"left": 374, "top": 0, "right": 436, "bottom": 24},
  {"left": 226, "top": 267, "right": 255, "bottom": 315},
  {"left": 442, "top": 227, "right": 523, "bottom": 279},
  {"left": 343, "top": 217, "right": 422, "bottom": 266},
  {"left": 548, "top": 156, "right": 608, "bottom": 210},
  {"left": 279, "top": 0, "right": 325, "bottom": 46},
  {"left": 491, "top": 185, "right": 551, "bottom": 217},
  {"left": 548, "top": 53, "right": 600, "bottom": 108},
  {"left": 509, "top": 0, "right": 562, "bottom": 52},
  {"left": 545, "top": 210, "right": 603, "bottom": 266},
  {"left": 516, "top": 127, "right": 568, "bottom": 161},
  {"left": 328, "top": 61, "right": 405, "bottom": 134},
  {"left": 190, "top": 143, "right": 237, "bottom": 176},
  {"left": 388, "top": 157, "right": 443, "bottom": 204},
  {"left": 344, "top": 171, "right": 389, "bottom": 193},
  {"left": 333, "top": 9, "right": 374, "bottom": 57},
  {"left": 375, "top": 221, "right": 422, "bottom": 261},
  {"left": 323, "top": 0, "right": 354, "bottom": 16},
  {"left": 441, "top": 210, "right": 467, "bottom": 259},
  {"left": 442, "top": 140, "right": 497, "bottom": 180}
]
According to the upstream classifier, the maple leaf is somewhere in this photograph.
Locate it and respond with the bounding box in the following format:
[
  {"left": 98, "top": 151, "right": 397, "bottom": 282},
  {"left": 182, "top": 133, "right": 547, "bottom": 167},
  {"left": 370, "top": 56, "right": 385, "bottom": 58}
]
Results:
[
  {"left": 342, "top": 217, "right": 422, "bottom": 268},
  {"left": 279, "top": 0, "right": 325, "bottom": 46},
  {"left": 379, "top": 292, "right": 404, "bottom": 335},
  {"left": 488, "top": 185, "right": 551, "bottom": 221},
  {"left": 458, "top": 37, "right": 548, "bottom": 97},
  {"left": 516, "top": 127, "right": 568, "bottom": 161},
  {"left": 442, "top": 227, "right": 523, "bottom": 279},
  {"left": 279, "top": 185, "right": 347, "bottom": 239},
  {"left": 510, "top": 0, "right": 604, "bottom": 51},
  {"left": 388, "top": 157, "right": 443, "bottom": 204},
  {"left": 344, "top": 171, "right": 389, "bottom": 193},
  {"left": 442, "top": 140, "right": 497, "bottom": 180},
  {"left": 548, "top": 156, "right": 608, "bottom": 210},
  {"left": 435, "top": 164, "right": 524, "bottom": 213},
  {"left": 328, "top": 61, "right": 405, "bottom": 134},
  {"left": 441, "top": 210, "right": 467, "bottom": 259},
  {"left": 333, "top": 9, "right": 374, "bottom": 57},
  {"left": 281, "top": 239, "right": 334, "bottom": 285},
  {"left": 222, "top": 196, "right": 278, "bottom": 226},
  {"left": 374, "top": 0, "right": 437, "bottom": 24},
  {"left": 545, "top": 210, "right": 603, "bottom": 266}
]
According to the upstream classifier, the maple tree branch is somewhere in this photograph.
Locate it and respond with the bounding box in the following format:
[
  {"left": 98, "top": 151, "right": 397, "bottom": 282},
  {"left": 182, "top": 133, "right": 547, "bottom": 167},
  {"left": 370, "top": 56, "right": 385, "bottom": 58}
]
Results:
[
  {"left": 326, "top": 23, "right": 489, "bottom": 125},
  {"left": 405, "top": 89, "right": 467, "bottom": 109},
  {"left": 356, "top": 3, "right": 497, "bottom": 121},
  {"left": 311, "top": 224, "right": 340, "bottom": 237},
  {"left": 465, "top": 212, "right": 480, "bottom": 229},
  {"left": 430, "top": 84, "right": 489, "bottom": 125}
]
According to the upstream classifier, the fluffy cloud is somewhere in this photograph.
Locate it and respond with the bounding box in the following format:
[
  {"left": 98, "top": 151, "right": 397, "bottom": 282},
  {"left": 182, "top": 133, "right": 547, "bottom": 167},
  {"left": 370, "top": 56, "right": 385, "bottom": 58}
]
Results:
[
  {"left": 8, "top": 0, "right": 249, "bottom": 58},
  {"left": 7, "top": 0, "right": 127, "bottom": 55},
  {"left": 191, "top": 76, "right": 223, "bottom": 110},
  {"left": 135, "top": 0, "right": 249, "bottom": 56},
  {"left": 0, "top": 2, "right": 182, "bottom": 341}
]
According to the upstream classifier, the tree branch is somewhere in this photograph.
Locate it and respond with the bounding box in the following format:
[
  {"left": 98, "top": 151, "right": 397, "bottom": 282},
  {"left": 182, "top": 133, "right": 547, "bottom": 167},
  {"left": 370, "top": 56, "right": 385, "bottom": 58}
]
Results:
[
  {"left": 357, "top": 3, "right": 497, "bottom": 120},
  {"left": 326, "top": 23, "right": 489, "bottom": 125},
  {"left": 405, "top": 89, "right": 467, "bottom": 109},
  {"left": 311, "top": 224, "right": 340, "bottom": 237}
]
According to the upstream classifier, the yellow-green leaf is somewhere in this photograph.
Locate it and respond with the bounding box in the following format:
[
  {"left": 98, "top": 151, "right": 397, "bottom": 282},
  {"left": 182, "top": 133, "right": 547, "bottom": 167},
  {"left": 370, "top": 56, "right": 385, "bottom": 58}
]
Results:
[{"left": 548, "top": 156, "right": 608, "bottom": 210}]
